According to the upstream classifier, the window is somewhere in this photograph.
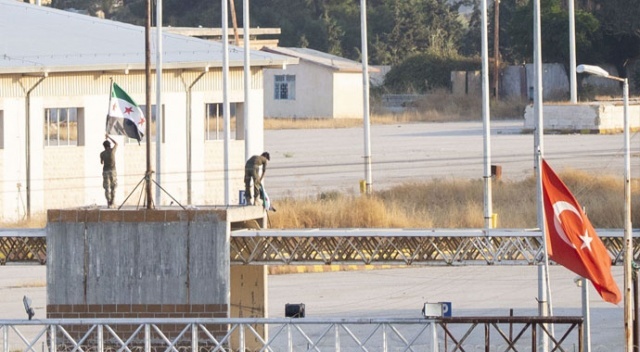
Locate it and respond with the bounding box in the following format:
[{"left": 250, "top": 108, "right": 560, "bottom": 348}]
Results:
[
  {"left": 205, "top": 103, "right": 237, "bottom": 141},
  {"left": 274, "top": 74, "right": 296, "bottom": 100},
  {"left": 44, "top": 107, "right": 83, "bottom": 146}
]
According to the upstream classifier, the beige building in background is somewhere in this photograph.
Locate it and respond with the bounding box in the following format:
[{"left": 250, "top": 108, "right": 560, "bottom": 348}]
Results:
[
  {"left": 0, "top": 0, "right": 295, "bottom": 221},
  {"left": 261, "top": 47, "right": 377, "bottom": 119}
]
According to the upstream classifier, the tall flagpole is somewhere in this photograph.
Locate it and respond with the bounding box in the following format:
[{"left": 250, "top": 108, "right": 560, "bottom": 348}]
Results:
[
  {"left": 145, "top": 0, "right": 153, "bottom": 208},
  {"left": 623, "top": 77, "right": 632, "bottom": 352},
  {"left": 480, "top": 0, "right": 492, "bottom": 230},
  {"left": 533, "top": 0, "right": 553, "bottom": 350},
  {"left": 360, "top": 0, "right": 372, "bottom": 195},
  {"left": 222, "top": 0, "right": 231, "bottom": 205},
  {"left": 568, "top": 0, "right": 577, "bottom": 103},
  {"left": 155, "top": 0, "right": 163, "bottom": 205},
  {"left": 243, "top": 0, "right": 252, "bottom": 160}
]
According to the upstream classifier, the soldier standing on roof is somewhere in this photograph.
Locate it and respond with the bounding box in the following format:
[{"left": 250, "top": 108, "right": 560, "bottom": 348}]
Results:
[
  {"left": 100, "top": 134, "right": 118, "bottom": 208},
  {"left": 244, "top": 152, "right": 270, "bottom": 205}
]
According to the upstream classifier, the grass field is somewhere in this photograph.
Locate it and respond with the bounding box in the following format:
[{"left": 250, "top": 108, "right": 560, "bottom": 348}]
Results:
[{"left": 268, "top": 170, "right": 639, "bottom": 229}]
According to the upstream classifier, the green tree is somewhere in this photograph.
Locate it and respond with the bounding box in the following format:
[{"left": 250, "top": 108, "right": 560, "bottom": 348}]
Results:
[
  {"left": 383, "top": 52, "right": 480, "bottom": 92},
  {"left": 592, "top": 0, "right": 640, "bottom": 75},
  {"left": 506, "top": 0, "right": 600, "bottom": 64},
  {"left": 370, "top": 0, "right": 464, "bottom": 65}
]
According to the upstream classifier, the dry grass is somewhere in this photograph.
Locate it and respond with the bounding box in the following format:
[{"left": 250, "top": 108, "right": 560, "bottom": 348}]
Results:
[
  {"left": 269, "top": 193, "right": 431, "bottom": 228},
  {"left": 269, "top": 170, "right": 640, "bottom": 229},
  {"left": 2, "top": 213, "right": 47, "bottom": 228},
  {"left": 264, "top": 93, "right": 527, "bottom": 129},
  {"left": 2, "top": 170, "right": 632, "bottom": 230}
]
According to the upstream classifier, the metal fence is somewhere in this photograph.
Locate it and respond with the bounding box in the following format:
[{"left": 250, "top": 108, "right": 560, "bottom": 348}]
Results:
[
  {"left": 2, "top": 227, "right": 637, "bottom": 266},
  {"left": 1, "top": 316, "right": 582, "bottom": 352}
]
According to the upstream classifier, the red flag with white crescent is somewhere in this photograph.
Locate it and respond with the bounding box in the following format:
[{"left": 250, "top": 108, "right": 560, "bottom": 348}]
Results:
[{"left": 542, "top": 159, "right": 621, "bottom": 304}]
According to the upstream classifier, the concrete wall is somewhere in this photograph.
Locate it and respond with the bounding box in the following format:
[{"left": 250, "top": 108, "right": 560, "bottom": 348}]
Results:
[
  {"left": 333, "top": 72, "right": 365, "bottom": 118},
  {"left": 231, "top": 265, "right": 268, "bottom": 349},
  {"left": 501, "top": 65, "right": 528, "bottom": 99},
  {"left": 47, "top": 208, "right": 229, "bottom": 309},
  {"left": 524, "top": 102, "right": 640, "bottom": 133},
  {"left": 524, "top": 63, "right": 570, "bottom": 101},
  {"left": 451, "top": 71, "right": 466, "bottom": 96},
  {"left": 46, "top": 206, "right": 268, "bottom": 348}
]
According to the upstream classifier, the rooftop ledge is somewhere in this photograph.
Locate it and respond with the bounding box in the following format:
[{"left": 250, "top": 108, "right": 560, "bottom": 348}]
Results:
[{"left": 47, "top": 205, "right": 266, "bottom": 224}]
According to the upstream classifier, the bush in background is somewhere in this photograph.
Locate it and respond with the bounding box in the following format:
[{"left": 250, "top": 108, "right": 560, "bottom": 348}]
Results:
[{"left": 383, "top": 53, "right": 480, "bottom": 93}]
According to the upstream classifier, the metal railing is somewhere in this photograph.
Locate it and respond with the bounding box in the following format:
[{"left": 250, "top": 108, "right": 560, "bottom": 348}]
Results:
[
  {"left": 1, "top": 227, "right": 637, "bottom": 266},
  {"left": 0, "top": 316, "right": 582, "bottom": 352}
]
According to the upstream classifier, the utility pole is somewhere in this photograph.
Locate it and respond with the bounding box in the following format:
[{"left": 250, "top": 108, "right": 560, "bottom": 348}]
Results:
[{"left": 229, "top": 0, "right": 240, "bottom": 45}]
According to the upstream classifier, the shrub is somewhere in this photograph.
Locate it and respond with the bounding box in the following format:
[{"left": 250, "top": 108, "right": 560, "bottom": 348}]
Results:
[{"left": 383, "top": 53, "right": 481, "bottom": 93}]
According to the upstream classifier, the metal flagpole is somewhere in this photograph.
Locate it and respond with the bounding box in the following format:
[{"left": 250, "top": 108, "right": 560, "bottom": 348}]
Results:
[
  {"left": 222, "top": 0, "right": 231, "bottom": 205},
  {"left": 243, "top": 0, "right": 252, "bottom": 160},
  {"left": 154, "top": 0, "right": 164, "bottom": 204},
  {"left": 568, "top": 0, "right": 577, "bottom": 103},
  {"left": 155, "top": 0, "right": 163, "bottom": 205},
  {"left": 480, "top": 0, "right": 492, "bottom": 230},
  {"left": 360, "top": 0, "right": 372, "bottom": 195},
  {"left": 107, "top": 78, "right": 114, "bottom": 120},
  {"left": 581, "top": 278, "right": 591, "bottom": 352},
  {"left": 623, "top": 77, "right": 632, "bottom": 352},
  {"left": 145, "top": 0, "right": 153, "bottom": 208},
  {"left": 533, "top": 0, "right": 553, "bottom": 350}
]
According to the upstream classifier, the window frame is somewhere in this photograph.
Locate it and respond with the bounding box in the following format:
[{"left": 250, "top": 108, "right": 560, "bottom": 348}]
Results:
[
  {"left": 274, "top": 74, "right": 296, "bottom": 101},
  {"left": 44, "top": 107, "right": 84, "bottom": 147},
  {"left": 204, "top": 103, "right": 237, "bottom": 141}
]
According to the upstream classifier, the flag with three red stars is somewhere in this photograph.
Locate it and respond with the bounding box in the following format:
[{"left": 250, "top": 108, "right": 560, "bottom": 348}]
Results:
[
  {"left": 542, "top": 159, "right": 621, "bottom": 304},
  {"left": 106, "top": 82, "right": 145, "bottom": 143}
]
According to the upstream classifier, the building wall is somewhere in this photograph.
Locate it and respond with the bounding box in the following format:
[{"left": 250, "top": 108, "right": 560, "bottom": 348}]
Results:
[
  {"left": 523, "top": 103, "right": 640, "bottom": 132},
  {"left": 524, "top": 63, "right": 570, "bottom": 101},
  {"left": 47, "top": 208, "right": 230, "bottom": 307},
  {"left": 0, "top": 68, "right": 263, "bottom": 220},
  {"left": 333, "top": 72, "right": 364, "bottom": 118},
  {"left": 46, "top": 208, "right": 231, "bottom": 342},
  {"left": 264, "top": 61, "right": 335, "bottom": 118}
]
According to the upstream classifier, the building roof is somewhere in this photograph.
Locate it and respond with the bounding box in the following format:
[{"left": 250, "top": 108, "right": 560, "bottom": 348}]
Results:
[
  {"left": 0, "top": 0, "right": 297, "bottom": 75},
  {"left": 261, "top": 47, "right": 378, "bottom": 73}
]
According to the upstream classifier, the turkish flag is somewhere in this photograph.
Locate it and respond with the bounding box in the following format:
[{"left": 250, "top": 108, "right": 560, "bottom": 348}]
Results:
[{"left": 542, "top": 159, "right": 621, "bottom": 304}]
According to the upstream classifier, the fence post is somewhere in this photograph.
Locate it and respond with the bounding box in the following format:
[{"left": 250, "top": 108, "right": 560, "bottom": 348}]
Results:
[
  {"left": 431, "top": 320, "right": 439, "bottom": 352},
  {"left": 485, "top": 323, "right": 490, "bottom": 352},
  {"left": 191, "top": 323, "right": 198, "bottom": 352},
  {"left": 3, "top": 324, "right": 7, "bottom": 352},
  {"left": 49, "top": 324, "right": 56, "bottom": 352},
  {"left": 97, "top": 325, "right": 103, "bottom": 352},
  {"left": 382, "top": 323, "right": 387, "bottom": 352},
  {"left": 144, "top": 324, "right": 150, "bottom": 352}
]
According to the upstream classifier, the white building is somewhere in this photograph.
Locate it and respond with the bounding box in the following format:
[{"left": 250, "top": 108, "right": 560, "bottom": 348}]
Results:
[
  {"left": 261, "top": 47, "right": 376, "bottom": 119},
  {"left": 0, "top": 0, "right": 296, "bottom": 221}
]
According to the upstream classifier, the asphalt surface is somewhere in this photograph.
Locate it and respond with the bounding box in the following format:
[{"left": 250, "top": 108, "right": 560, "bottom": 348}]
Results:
[
  {"left": 0, "top": 264, "right": 626, "bottom": 350},
  {"left": 265, "top": 120, "right": 640, "bottom": 198}
]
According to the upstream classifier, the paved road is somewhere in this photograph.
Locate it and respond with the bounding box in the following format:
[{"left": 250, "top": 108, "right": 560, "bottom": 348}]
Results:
[
  {"left": 265, "top": 120, "right": 640, "bottom": 198},
  {"left": 0, "top": 265, "right": 625, "bottom": 349}
]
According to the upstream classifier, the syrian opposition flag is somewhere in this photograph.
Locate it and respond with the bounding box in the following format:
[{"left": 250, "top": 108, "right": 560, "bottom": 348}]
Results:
[
  {"left": 106, "top": 82, "right": 145, "bottom": 142},
  {"left": 542, "top": 159, "right": 621, "bottom": 304}
]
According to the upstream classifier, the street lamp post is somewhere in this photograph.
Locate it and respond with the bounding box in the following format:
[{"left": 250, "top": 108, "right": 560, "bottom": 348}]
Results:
[{"left": 577, "top": 64, "right": 632, "bottom": 351}]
